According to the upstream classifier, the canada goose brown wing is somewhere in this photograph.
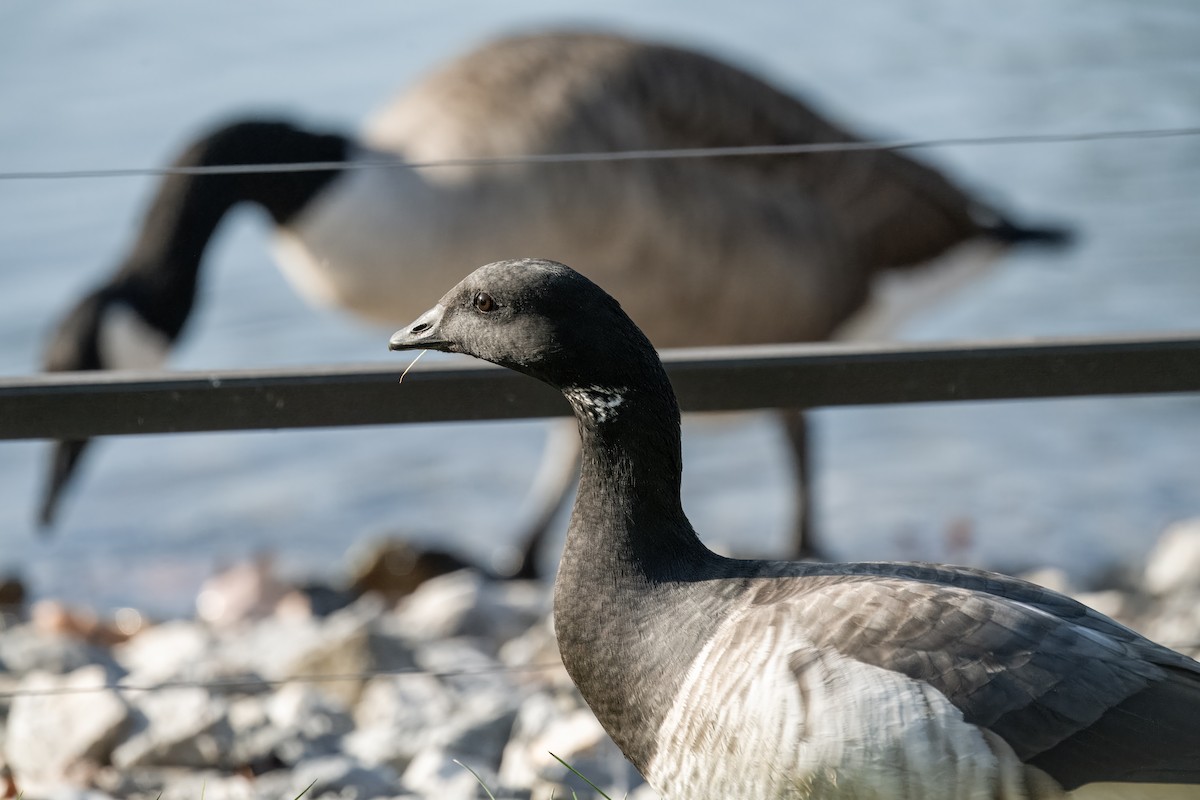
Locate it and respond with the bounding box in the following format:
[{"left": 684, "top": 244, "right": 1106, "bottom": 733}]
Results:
[
  {"left": 370, "top": 30, "right": 1015, "bottom": 270},
  {"left": 602, "top": 37, "right": 1006, "bottom": 270}
]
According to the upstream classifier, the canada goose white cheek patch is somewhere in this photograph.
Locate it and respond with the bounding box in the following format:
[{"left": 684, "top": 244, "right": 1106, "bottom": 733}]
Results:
[{"left": 98, "top": 303, "right": 170, "bottom": 370}]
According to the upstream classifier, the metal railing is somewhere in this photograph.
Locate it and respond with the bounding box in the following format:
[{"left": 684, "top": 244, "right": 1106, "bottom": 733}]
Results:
[{"left": 2, "top": 332, "right": 1199, "bottom": 441}]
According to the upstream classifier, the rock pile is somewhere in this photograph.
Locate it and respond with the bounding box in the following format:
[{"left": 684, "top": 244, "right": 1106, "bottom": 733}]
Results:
[
  {"left": 0, "top": 567, "right": 649, "bottom": 800},
  {"left": 3, "top": 521, "right": 1200, "bottom": 799}
]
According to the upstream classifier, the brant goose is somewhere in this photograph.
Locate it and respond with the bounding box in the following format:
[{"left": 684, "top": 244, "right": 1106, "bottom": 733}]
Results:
[
  {"left": 390, "top": 259, "right": 1199, "bottom": 799},
  {"left": 40, "top": 31, "right": 1068, "bottom": 562}
]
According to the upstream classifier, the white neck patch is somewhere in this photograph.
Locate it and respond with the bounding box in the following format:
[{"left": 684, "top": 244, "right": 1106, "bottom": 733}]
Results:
[
  {"left": 98, "top": 302, "right": 171, "bottom": 370},
  {"left": 563, "top": 385, "right": 627, "bottom": 424}
]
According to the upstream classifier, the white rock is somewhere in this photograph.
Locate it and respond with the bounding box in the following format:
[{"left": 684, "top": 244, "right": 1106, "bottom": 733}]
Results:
[
  {"left": 38, "top": 789, "right": 119, "bottom": 800},
  {"left": 347, "top": 673, "right": 456, "bottom": 769},
  {"left": 0, "top": 625, "right": 121, "bottom": 677},
  {"left": 291, "top": 755, "right": 400, "bottom": 800},
  {"left": 110, "top": 687, "right": 230, "bottom": 769},
  {"left": 5, "top": 665, "right": 131, "bottom": 788},
  {"left": 220, "top": 690, "right": 343, "bottom": 771},
  {"left": 413, "top": 637, "right": 515, "bottom": 703},
  {"left": 497, "top": 621, "right": 573, "bottom": 700},
  {"left": 266, "top": 682, "right": 354, "bottom": 739},
  {"left": 396, "top": 679, "right": 524, "bottom": 799},
  {"left": 223, "top": 694, "right": 286, "bottom": 769},
  {"left": 498, "top": 694, "right": 558, "bottom": 789},
  {"left": 437, "top": 701, "right": 520, "bottom": 769},
  {"left": 343, "top": 725, "right": 405, "bottom": 773},
  {"left": 101, "top": 767, "right": 256, "bottom": 800},
  {"left": 208, "top": 595, "right": 413, "bottom": 707},
  {"left": 354, "top": 672, "right": 454, "bottom": 730},
  {"left": 195, "top": 554, "right": 289, "bottom": 627},
  {"left": 402, "top": 747, "right": 496, "bottom": 800},
  {"left": 1071, "top": 589, "right": 1129, "bottom": 622},
  {"left": 1018, "top": 567, "right": 1073, "bottom": 596},
  {"left": 392, "top": 571, "right": 544, "bottom": 645},
  {"left": 112, "top": 620, "right": 215, "bottom": 684},
  {"left": 1144, "top": 518, "right": 1200, "bottom": 595},
  {"left": 627, "top": 782, "right": 662, "bottom": 800},
  {"left": 500, "top": 696, "right": 641, "bottom": 800},
  {"left": 1142, "top": 589, "right": 1200, "bottom": 659},
  {"left": 217, "top": 603, "right": 375, "bottom": 707},
  {"left": 224, "top": 614, "right": 353, "bottom": 677}
]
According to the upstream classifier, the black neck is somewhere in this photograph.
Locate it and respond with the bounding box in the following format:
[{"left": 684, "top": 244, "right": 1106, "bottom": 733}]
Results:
[
  {"left": 112, "top": 120, "right": 348, "bottom": 338},
  {"left": 553, "top": 364, "right": 734, "bottom": 770},
  {"left": 568, "top": 385, "right": 703, "bottom": 578}
]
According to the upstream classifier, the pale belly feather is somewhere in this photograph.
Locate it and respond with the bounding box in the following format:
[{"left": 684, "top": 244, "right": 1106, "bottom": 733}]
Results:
[{"left": 645, "top": 605, "right": 1064, "bottom": 799}]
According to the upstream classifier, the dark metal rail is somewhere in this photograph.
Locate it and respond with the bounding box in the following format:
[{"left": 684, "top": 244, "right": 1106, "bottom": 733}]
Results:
[{"left": 1, "top": 333, "right": 1198, "bottom": 441}]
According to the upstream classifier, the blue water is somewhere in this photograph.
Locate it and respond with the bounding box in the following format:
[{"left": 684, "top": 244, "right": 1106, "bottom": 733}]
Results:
[{"left": 2, "top": 1, "right": 1199, "bottom": 616}]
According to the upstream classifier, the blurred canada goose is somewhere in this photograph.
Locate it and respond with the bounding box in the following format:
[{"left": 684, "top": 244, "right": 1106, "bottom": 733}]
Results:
[
  {"left": 389, "top": 258, "right": 1198, "bottom": 799},
  {"left": 39, "top": 30, "right": 1068, "bottom": 562}
]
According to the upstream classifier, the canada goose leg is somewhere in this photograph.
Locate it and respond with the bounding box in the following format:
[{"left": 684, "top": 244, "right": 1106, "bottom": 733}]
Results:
[
  {"left": 780, "top": 408, "right": 819, "bottom": 561},
  {"left": 505, "top": 420, "right": 582, "bottom": 580}
]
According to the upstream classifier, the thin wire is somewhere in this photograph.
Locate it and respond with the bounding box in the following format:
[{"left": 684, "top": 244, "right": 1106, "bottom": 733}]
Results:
[
  {"left": 1, "top": 126, "right": 1198, "bottom": 182},
  {"left": 0, "top": 660, "right": 565, "bottom": 699}
]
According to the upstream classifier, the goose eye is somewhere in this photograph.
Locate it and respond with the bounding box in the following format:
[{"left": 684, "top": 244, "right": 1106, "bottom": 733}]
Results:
[{"left": 473, "top": 292, "right": 496, "bottom": 313}]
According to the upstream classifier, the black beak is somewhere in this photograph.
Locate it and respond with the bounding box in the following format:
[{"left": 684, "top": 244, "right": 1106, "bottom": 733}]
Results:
[
  {"left": 38, "top": 439, "right": 91, "bottom": 531},
  {"left": 389, "top": 304, "right": 447, "bottom": 352}
]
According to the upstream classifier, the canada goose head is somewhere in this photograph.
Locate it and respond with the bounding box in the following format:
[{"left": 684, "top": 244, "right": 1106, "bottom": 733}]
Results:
[
  {"left": 389, "top": 258, "right": 663, "bottom": 399},
  {"left": 37, "top": 120, "right": 352, "bottom": 529},
  {"left": 37, "top": 284, "right": 175, "bottom": 528}
]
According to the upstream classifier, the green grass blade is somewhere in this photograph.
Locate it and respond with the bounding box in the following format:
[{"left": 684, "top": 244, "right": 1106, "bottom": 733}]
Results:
[
  {"left": 549, "top": 752, "right": 614, "bottom": 800},
  {"left": 454, "top": 758, "right": 499, "bottom": 800},
  {"left": 293, "top": 778, "right": 319, "bottom": 799}
]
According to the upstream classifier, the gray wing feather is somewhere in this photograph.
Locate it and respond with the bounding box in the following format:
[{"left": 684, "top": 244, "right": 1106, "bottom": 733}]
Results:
[{"left": 747, "top": 561, "right": 1200, "bottom": 788}]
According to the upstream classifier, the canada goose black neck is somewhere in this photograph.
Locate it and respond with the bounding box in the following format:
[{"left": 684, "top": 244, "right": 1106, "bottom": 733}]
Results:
[
  {"left": 35, "top": 121, "right": 350, "bottom": 529},
  {"left": 112, "top": 120, "right": 347, "bottom": 337}
]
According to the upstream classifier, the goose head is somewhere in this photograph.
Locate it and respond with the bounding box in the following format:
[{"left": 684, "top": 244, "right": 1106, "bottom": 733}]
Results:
[
  {"left": 37, "top": 284, "right": 175, "bottom": 528},
  {"left": 389, "top": 258, "right": 662, "bottom": 400}
]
